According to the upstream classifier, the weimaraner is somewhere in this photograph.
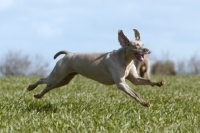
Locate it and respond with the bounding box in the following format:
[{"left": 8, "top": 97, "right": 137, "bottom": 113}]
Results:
[{"left": 27, "top": 29, "right": 165, "bottom": 107}]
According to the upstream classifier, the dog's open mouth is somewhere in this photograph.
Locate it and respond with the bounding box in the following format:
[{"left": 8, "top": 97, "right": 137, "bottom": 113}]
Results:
[{"left": 135, "top": 53, "right": 144, "bottom": 61}]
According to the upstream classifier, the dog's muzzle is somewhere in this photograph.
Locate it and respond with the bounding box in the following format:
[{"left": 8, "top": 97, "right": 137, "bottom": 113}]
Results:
[
  {"left": 143, "top": 48, "right": 151, "bottom": 54},
  {"left": 134, "top": 48, "right": 150, "bottom": 61}
]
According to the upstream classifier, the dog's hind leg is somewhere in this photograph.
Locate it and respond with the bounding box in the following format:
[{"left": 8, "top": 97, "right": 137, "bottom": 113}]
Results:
[
  {"left": 27, "top": 78, "right": 47, "bottom": 91},
  {"left": 54, "top": 72, "right": 77, "bottom": 88},
  {"left": 34, "top": 84, "right": 55, "bottom": 99},
  {"left": 33, "top": 73, "right": 76, "bottom": 99}
]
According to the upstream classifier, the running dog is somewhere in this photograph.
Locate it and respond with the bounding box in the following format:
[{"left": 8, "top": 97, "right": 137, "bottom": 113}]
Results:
[{"left": 27, "top": 29, "right": 165, "bottom": 107}]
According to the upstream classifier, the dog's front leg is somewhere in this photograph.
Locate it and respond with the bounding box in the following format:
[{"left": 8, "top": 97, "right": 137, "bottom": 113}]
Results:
[
  {"left": 127, "top": 67, "right": 165, "bottom": 87},
  {"left": 116, "top": 82, "right": 150, "bottom": 107},
  {"left": 128, "top": 77, "right": 165, "bottom": 87}
]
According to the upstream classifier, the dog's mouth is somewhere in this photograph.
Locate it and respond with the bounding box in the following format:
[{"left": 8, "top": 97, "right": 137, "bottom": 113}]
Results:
[
  {"left": 135, "top": 53, "right": 145, "bottom": 61},
  {"left": 133, "top": 48, "right": 150, "bottom": 61}
]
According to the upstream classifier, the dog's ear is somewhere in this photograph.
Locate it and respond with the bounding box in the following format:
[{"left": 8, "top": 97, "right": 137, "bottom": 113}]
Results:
[
  {"left": 118, "top": 30, "right": 130, "bottom": 47},
  {"left": 133, "top": 29, "right": 140, "bottom": 41}
]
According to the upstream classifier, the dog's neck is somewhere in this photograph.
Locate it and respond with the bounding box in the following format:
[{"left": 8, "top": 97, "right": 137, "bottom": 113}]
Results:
[{"left": 116, "top": 47, "right": 134, "bottom": 66}]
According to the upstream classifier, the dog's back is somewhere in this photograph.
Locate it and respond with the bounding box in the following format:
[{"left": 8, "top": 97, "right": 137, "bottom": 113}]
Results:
[{"left": 54, "top": 50, "right": 121, "bottom": 85}]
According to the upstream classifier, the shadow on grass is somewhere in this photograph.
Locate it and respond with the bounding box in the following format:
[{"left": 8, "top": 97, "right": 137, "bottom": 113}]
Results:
[{"left": 24, "top": 102, "right": 58, "bottom": 113}]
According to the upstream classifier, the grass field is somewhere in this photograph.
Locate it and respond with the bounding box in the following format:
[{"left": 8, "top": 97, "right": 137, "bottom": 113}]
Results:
[{"left": 0, "top": 75, "right": 200, "bottom": 132}]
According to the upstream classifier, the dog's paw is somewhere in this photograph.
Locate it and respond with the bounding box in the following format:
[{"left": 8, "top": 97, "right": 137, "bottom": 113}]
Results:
[
  {"left": 34, "top": 94, "right": 42, "bottom": 99},
  {"left": 142, "top": 101, "right": 150, "bottom": 107},
  {"left": 142, "top": 102, "right": 150, "bottom": 107},
  {"left": 27, "top": 85, "right": 35, "bottom": 91},
  {"left": 158, "top": 80, "right": 165, "bottom": 87}
]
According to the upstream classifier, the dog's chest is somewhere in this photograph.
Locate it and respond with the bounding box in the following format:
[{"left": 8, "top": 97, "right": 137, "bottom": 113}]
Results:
[{"left": 124, "top": 62, "right": 134, "bottom": 78}]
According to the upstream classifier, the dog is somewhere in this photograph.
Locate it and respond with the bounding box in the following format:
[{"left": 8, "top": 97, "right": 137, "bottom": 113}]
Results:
[
  {"left": 27, "top": 29, "right": 165, "bottom": 107},
  {"left": 134, "top": 55, "right": 150, "bottom": 79}
]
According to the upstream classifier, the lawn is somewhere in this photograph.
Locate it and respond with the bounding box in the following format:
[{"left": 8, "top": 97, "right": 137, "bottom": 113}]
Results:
[{"left": 0, "top": 75, "right": 199, "bottom": 132}]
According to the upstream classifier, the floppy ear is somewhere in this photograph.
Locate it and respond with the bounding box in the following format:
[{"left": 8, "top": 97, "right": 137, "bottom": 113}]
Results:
[
  {"left": 133, "top": 29, "right": 140, "bottom": 40},
  {"left": 118, "top": 30, "right": 130, "bottom": 47}
]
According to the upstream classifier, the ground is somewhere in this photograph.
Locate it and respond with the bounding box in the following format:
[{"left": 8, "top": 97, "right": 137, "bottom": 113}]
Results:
[{"left": 0, "top": 75, "right": 199, "bottom": 132}]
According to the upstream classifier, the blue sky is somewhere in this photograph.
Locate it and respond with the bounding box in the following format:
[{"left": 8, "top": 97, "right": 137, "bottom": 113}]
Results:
[{"left": 0, "top": 0, "right": 200, "bottom": 69}]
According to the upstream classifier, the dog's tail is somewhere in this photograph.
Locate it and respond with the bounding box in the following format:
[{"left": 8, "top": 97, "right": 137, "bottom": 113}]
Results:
[{"left": 54, "top": 50, "right": 69, "bottom": 59}]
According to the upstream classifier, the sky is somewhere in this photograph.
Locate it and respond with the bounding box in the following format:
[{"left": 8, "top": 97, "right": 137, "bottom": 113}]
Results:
[{"left": 0, "top": 0, "right": 200, "bottom": 70}]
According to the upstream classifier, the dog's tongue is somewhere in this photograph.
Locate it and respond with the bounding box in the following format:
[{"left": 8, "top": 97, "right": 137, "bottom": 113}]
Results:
[
  {"left": 139, "top": 55, "right": 144, "bottom": 61},
  {"left": 135, "top": 54, "right": 144, "bottom": 61}
]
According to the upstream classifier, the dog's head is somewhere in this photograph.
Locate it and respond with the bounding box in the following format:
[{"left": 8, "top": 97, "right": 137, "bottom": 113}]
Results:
[{"left": 118, "top": 29, "right": 150, "bottom": 61}]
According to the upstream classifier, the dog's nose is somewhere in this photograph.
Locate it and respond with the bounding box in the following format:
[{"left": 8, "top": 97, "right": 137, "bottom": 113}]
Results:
[
  {"left": 143, "top": 48, "right": 149, "bottom": 52},
  {"left": 143, "top": 48, "right": 151, "bottom": 54}
]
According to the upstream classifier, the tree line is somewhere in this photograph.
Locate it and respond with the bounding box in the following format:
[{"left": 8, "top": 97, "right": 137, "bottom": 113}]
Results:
[
  {"left": 151, "top": 54, "right": 200, "bottom": 75},
  {"left": 0, "top": 51, "right": 49, "bottom": 76}
]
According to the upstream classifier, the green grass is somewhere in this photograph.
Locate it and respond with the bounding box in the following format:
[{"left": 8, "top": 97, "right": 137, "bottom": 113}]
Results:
[{"left": 0, "top": 75, "right": 200, "bottom": 132}]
